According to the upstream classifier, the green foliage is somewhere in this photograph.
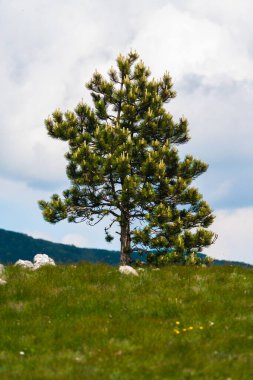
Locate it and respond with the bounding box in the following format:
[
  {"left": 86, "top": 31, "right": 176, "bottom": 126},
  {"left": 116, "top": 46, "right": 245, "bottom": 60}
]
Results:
[
  {"left": 39, "top": 51, "right": 216, "bottom": 264},
  {"left": 146, "top": 250, "right": 214, "bottom": 267},
  {"left": 0, "top": 264, "right": 253, "bottom": 379}
]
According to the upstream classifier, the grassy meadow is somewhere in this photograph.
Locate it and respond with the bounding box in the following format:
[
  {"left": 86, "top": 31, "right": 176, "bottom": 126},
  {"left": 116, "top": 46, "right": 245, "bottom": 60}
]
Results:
[{"left": 0, "top": 263, "right": 253, "bottom": 379}]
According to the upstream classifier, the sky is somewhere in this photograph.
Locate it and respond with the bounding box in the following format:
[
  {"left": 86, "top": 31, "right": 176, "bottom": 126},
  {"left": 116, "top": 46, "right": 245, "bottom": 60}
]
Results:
[{"left": 1, "top": 0, "right": 253, "bottom": 264}]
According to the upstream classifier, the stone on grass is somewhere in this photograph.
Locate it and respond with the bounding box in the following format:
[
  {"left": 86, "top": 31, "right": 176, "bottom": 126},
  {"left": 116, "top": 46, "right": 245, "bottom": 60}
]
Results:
[
  {"left": 33, "top": 254, "right": 56, "bottom": 270},
  {"left": 15, "top": 260, "right": 34, "bottom": 269},
  {"left": 14, "top": 254, "right": 56, "bottom": 270},
  {"left": 119, "top": 265, "right": 138, "bottom": 276},
  {"left": 0, "top": 278, "right": 7, "bottom": 285}
]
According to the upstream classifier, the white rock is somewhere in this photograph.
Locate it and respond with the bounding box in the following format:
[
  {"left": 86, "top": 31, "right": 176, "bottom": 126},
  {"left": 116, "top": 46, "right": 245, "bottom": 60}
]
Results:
[
  {"left": 0, "top": 278, "right": 7, "bottom": 285},
  {"left": 15, "top": 260, "right": 34, "bottom": 269},
  {"left": 0, "top": 264, "right": 4, "bottom": 274},
  {"left": 119, "top": 265, "right": 139, "bottom": 276},
  {"left": 33, "top": 254, "right": 56, "bottom": 270}
]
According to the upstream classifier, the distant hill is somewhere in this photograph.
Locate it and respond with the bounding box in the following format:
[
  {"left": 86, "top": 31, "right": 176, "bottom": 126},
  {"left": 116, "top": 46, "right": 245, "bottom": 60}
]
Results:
[
  {"left": 0, "top": 228, "right": 120, "bottom": 265},
  {"left": 0, "top": 228, "right": 252, "bottom": 267},
  {"left": 197, "top": 253, "right": 252, "bottom": 268}
]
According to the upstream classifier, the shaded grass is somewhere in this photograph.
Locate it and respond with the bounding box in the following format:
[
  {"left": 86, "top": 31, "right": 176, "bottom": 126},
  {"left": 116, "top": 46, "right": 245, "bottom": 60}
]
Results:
[{"left": 0, "top": 264, "right": 253, "bottom": 379}]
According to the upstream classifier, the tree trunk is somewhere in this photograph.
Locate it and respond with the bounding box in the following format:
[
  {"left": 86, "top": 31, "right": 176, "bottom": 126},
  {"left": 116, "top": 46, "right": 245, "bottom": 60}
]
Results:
[{"left": 120, "top": 216, "right": 131, "bottom": 265}]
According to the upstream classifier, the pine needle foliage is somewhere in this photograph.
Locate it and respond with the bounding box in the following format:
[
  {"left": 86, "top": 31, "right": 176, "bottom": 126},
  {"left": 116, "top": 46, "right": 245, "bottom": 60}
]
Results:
[{"left": 38, "top": 51, "right": 216, "bottom": 265}]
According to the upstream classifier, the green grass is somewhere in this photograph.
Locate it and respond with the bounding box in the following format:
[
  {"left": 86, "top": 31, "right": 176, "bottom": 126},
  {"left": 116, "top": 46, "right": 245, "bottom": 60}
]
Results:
[{"left": 0, "top": 264, "right": 253, "bottom": 380}]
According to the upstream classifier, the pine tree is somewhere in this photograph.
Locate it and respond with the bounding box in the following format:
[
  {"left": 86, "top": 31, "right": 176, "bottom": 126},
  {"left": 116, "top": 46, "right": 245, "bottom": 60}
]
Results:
[{"left": 39, "top": 51, "right": 216, "bottom": 265}]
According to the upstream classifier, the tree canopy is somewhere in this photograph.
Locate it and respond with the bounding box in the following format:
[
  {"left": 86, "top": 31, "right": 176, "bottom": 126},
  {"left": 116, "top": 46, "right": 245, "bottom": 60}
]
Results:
[{"left": 39, "top": 51, "right": 216, "bottom": 265}]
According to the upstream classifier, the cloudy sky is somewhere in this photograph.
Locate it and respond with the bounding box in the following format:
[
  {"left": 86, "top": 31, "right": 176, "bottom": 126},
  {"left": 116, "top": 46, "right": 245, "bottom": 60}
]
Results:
[{"left": 1, "top": 0, "right": 253, "bottom": 264}]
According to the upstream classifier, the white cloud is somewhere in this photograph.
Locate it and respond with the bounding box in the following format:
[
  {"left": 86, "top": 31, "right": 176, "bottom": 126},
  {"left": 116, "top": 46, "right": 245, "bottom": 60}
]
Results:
[
  {"left": 62, "top": 233, "right": 89, "bottom": 248},
  {"left": 131, "top": 1, "right": 253, "bottom": 82},
  {"left": 0, "top": 176, "right": 52, "bottom": 203},
  {"left": 205, "top": 208, "right": 253, "bottom": 265}
]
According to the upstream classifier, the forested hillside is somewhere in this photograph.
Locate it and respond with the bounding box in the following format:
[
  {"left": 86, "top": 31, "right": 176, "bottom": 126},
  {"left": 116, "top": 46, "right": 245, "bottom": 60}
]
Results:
[{"left": 0, "top": 228, "right": 119, "bottom": 265}]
